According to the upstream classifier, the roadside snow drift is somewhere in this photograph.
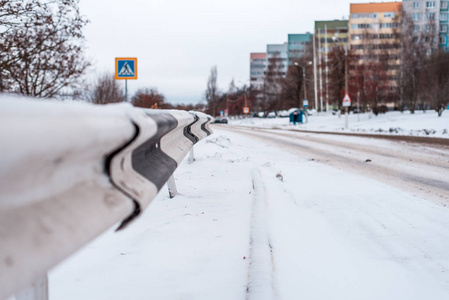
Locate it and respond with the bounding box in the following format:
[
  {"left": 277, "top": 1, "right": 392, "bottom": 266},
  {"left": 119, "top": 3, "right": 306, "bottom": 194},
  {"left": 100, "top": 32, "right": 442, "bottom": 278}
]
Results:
[{"left": 48, "top": 126, "right": 449, "bottom": 300}]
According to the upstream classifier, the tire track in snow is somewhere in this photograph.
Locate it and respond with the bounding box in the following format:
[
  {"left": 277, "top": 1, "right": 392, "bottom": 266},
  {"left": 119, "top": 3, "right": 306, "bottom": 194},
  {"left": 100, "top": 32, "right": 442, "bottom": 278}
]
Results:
[
  {"left": 246, "top": 168, "right": 277, "bottom": 300},
  {"left": 223, "top": 126, "right": 449, "bottom": 204}
]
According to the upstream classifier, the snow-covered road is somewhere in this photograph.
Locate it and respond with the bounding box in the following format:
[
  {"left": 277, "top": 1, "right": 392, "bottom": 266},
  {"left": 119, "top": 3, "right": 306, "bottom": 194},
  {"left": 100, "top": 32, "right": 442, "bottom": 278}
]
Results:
[
  {"left": 226, "top": 126, "right": 449, "bottom": 204},
  {"left": 48, "top": 126, "right": 449, "bottom": 300}
]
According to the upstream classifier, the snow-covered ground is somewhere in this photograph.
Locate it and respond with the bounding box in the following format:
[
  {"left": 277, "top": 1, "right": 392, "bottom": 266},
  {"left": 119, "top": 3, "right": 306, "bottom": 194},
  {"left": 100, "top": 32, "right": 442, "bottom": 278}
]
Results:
[
  {"left": 46, "top": 115, "right": 449, "bottom": 299},
  {"left": 230, "top": 110, "right": 449, "bottom": 138}
]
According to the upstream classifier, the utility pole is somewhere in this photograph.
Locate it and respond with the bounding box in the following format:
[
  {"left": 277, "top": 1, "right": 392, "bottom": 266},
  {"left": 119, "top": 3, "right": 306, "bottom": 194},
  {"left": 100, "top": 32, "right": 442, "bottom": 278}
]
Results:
[
  {"left": 303, "top": 66, "right": 307, "bottom": 101},
  {"left": 313, "top": 32, "right": 318, "bottom": 111},
  {"left": 295, "top": 61, "right": 312, "bottom": 123},
  {"left": 325, "top": 25, "right": 329, "bottom": 112},
  {"left": 344, "top": 45, "right": 349, "bottom": 129},
  {"left": 318, "top": 29, "right": 323, "bottom": 112},
  {"left": 294, "top": 62, "right": 312, "bottom": 107}
]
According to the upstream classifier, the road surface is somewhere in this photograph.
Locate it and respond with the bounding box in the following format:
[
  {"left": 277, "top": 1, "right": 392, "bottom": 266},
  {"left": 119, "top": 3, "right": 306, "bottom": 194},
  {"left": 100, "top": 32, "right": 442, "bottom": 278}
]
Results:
[{"left": 225, "top": 125, "right": 449, "bottom": 204}]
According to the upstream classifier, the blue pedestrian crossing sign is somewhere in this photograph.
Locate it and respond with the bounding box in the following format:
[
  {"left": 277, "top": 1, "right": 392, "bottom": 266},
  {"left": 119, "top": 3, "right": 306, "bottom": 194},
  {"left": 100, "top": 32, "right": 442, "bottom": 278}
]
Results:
[{"left": 115, "top": 58, "right": 137, "bottom": 80}]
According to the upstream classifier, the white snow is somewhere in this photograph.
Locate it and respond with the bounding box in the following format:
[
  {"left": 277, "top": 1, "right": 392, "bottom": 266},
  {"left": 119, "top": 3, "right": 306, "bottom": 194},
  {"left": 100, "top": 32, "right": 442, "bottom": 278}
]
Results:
[
  {"left": 43, "top": 112, "right": 449, "bottom": 300},
  {"left": 230, "top": 110, "right": 449, "bottom": 138}
]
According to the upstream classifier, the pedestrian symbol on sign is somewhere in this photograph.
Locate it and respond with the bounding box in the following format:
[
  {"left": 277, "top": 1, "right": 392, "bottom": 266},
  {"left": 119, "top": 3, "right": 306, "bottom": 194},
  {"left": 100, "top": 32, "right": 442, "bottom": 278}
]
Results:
[
  {"left": 115, "top": 58, "right": 138, "bottom": 80},
  {"left": 342, "top": 94, "right": 351, "bottom": 107},
  {"left": 118, "top": 62, "right": 134, "bottom": 76}
]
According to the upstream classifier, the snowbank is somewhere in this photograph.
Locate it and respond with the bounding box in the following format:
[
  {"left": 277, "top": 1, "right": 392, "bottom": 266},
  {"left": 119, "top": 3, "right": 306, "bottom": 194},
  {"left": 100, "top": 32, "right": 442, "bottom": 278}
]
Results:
[{"left": 230, "top": 110, "right": 449, "bottom": 138}]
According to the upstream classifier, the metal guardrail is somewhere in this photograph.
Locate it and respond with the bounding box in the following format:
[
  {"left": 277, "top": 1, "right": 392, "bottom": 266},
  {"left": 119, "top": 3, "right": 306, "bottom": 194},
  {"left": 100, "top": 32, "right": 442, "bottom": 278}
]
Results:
[{"left": 0, "top": 96, "right": 213, "bottom": 299}]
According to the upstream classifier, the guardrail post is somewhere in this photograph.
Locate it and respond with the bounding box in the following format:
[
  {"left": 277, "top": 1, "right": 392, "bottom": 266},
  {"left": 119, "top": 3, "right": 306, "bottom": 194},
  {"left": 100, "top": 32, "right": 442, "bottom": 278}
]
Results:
[
  {"left": 167, "top": 175, "right": 177, "bottom": 198},
  {"left": 15, "top": 275, "right": 48, "bottom": 300},
  {"left": 189, "top": 148, "right": 195, "bottom": 163}
]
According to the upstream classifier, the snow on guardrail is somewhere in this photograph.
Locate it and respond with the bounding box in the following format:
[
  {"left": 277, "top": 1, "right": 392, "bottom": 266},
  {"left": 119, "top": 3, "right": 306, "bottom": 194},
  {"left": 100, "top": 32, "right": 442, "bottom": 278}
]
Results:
[{"left": 0, "top": 96, "right": 213, "bottom": 299}]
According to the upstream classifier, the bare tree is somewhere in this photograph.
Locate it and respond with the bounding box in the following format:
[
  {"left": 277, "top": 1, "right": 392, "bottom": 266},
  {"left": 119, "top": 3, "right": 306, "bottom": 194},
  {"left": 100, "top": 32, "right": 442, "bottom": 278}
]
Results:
[
  {"left": 420, "top": 50, "right": 449, "bottom": 116},
  {"left": 280, "top": 65, "right": 301, "bottom": 110},
  {"left": 264, "top": 52, "right": 284, "bottom": 112},
  {"left": 328, "top": 46, "right": 348, "bottom": 110},
  {"left": 350, "top": 27, "right": 392, "bottom": 115},
  {"left": 281, "top": 43, "right": 314, "bottom": 110},
  {"left": 398, "top": 10, "right": 437, "bottom": 113},
  {"left": 0, "top": 0, "right": 90, "bottom": 97},
  {"left": 86, "top": 73, "right": 125, "bottom": 104},
  {"left": 205, "top": 66, "right": 219, "bottom": 116},
  {"left": 131, "top": 87, "right": 167, "bottom": 109}
]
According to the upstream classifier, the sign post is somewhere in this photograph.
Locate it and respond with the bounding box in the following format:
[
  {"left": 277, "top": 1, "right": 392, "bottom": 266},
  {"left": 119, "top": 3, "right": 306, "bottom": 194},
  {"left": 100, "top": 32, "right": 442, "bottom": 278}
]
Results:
[
  {"left": 115, "top": 58, "right": 138, "bottom": 102},
  {"left": 302, "top": 99, "right": 309, "bottom": 123},
  {"left": 342, "top": 94, "right": 351, "bottom": 129}
]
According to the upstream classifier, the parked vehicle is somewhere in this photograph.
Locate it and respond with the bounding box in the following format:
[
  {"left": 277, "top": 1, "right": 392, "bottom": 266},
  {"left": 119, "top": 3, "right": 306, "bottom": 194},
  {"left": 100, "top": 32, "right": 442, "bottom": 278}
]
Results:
[
  {"left": 306, "top": 109, "right": 317, "bottom": 116},
  {"left": 277, "top": 110, "right": 289, "bottom": 117},
  {"left": 212, "top": 117, "right": 228, "bottom": 124}
]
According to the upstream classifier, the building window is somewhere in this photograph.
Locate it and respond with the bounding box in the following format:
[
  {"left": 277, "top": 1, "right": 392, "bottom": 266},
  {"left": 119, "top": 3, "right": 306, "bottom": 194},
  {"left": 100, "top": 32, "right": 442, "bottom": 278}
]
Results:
[
  {"left": 413, "top": 13, "right": 421, "bottom": 21},
  {"left": 415, "top": 24, "right": 420, "bottom": 32},
  {"left": 442, "top": 1, "right": 448, "bottom": 9},
  {"left": 441, "top": 13, "right": 448, "bottom": 21},
  {"left": 440, "top": 36, "right": 447, "bottom": 44},
  {"left": 441, "top": 24, "right": 448, "bottom": 32},
  {"left": 425, "top": 24, "right": 436, "bottom": 31},
  {"left": 351, "top": 13, "right": 378, "bottom": 18},
  {"left": 379, "top": 22, "right": 399, "bottom": 28},
  {"left": 426, "top": 1, "right": 436, "bottom": 8},
  {"left": 384, "top": 12, "right": 396, "bottom": 18},
  {"left": 413, "top": 1, "right": 420, "bottom": 8},
  {"left": 351, "top": 23, "right": 372, "bottom": 29},
  {"left": 425, "top": 12, "right": 436, "bottom": 20}
]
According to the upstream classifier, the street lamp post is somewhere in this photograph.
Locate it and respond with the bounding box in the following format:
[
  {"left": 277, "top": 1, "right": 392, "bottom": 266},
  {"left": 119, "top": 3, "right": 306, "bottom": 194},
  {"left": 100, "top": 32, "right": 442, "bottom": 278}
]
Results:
[
  {"left": 294, "top": 61, "right": 312, "bottom": 124},
  {"left": 294, "top": 61, "right": 312, "bottom": 108}
]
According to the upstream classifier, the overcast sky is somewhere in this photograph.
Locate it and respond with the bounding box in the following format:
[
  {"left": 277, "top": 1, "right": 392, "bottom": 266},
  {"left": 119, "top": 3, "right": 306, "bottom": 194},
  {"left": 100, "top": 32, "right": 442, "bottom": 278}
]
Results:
[{"left": 79, "top": 0, "right": 377, "bottom": 105}]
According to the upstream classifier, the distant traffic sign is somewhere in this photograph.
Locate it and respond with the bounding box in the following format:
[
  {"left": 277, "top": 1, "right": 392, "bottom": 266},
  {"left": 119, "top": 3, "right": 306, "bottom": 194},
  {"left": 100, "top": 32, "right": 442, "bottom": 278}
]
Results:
[
  {"left": 243, "top": 107, "right": 249, "bottom": 114},
  {"left": 303, "top": 99, "right": 309, "bottom": 107},
  {"left": 115, "top": 58, "right": 137, "bottom": 80},
  {"left": 342, "top": 94, "right": 351, "bottom": 107}
]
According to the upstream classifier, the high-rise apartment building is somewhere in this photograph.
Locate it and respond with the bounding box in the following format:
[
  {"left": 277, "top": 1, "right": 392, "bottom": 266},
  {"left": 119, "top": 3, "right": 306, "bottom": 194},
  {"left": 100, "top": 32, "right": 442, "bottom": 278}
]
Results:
[
  {"left": 287, "top": 33, "right": 312, "bottom": 64},
  {"left": 266, "top": 43, "right": 288, "bottom": 78},
  {"left": 402, "top": 0, "right": 449, "bottom": 51},
  {"left": 314, "top": 20, "right": 349, "bottom": 111},
  {"left": 315, "top": 20, "right": 349, "bottom": 59},
  {"left": 349, "top": 2, "right": 402, "bottom": 89},
  {"left": 250, "top": 53, "right": 266, "bottom": 91},
  {"left": 440, "top": 1, "right": 449, "bottom": 50}
]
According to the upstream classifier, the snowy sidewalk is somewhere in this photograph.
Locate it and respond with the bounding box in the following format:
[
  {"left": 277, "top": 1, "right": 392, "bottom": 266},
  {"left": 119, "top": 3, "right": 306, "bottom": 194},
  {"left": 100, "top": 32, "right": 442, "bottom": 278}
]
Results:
[
  {"left": 48, "top": 127, "right": 449, "bottom": 300},
  {"left": 230, "top": 110, "right": 449, "bottom": 138}
]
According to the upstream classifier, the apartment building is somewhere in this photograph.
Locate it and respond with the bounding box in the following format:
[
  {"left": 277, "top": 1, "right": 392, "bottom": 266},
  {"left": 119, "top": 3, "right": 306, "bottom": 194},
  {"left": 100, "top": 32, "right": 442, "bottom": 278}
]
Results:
[
  {"left": 402, "top": 0, "right": 449, "bottom": 51},
  {"left": 315, "top": 20, "right": 349, "bottom": 59},
  {"left": 287, "top": 33, "right": 312, "bottom": 64},
  {"left": 441, "top": 0, "right": 449, "bottom": 50},
  {"left": 249, "top": 53, "right": 266, "bottom": 91},
  {"left": 266, "top": 43, "right": 288, "bottom": 78},
  {"left": 349, "top": 2, "right": 402, "bottom": 89},
  {"left": 314, "top": 20, "right": 349, "bottom": 111}
]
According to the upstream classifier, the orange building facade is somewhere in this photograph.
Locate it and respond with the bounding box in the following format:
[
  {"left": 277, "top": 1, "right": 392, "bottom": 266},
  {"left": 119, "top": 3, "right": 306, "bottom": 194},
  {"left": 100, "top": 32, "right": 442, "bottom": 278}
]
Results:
[{"left": 349, "top": 2, "right": 402, "bottom": 92}]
